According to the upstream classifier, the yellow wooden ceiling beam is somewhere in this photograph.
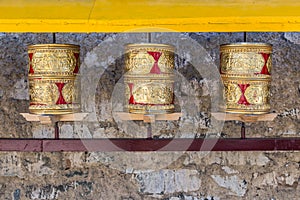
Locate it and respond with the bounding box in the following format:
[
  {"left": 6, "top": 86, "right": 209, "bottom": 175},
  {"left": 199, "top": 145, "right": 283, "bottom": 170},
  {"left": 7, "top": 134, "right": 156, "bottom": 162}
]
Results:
[{"left": 0, "top": 0, "right": 300, "bottom": 32}]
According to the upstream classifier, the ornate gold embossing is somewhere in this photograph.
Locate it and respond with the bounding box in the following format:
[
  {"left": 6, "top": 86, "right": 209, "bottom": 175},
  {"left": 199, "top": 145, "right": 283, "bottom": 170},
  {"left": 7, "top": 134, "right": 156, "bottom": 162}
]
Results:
[
  {"left": 124, "top": 75, "right": 175, "bottom": 114},
  {"left": 31, "top": 51, "right": 76, "bottom": 73},
  {"left": 29, "top": 81, "right": 59, "bottom": 105},
  {"left": 220, "top": 43, "right": 272, "bottom": 54},
  {"left": 127, "top": 104, "right": 175, "bottom": 114},
  {"left": 221, "top": 52, "right": 265, "bottom": 74},
  {"left": 244, "top": 84, "right": 270, "bottom": 105},
  {"left": 220, "top": 43, "right": 272, "bottom": 75},
  {"left": 132, "top": 83, "right": 173, "bottom": 105},
  {"left": 224, "top": 83, "right": 241, "bottom": 103},
  {"left": 266, "top": 54, "right": 272, "bottom": 73},
  {"left": 28, "top": 44, "right": 80, "bottom": 76},
  {"left": 62, "top": 82, "right": 75, "bottom": 104},
  {"left": 28, "top": 77, "right": 80, "bottom": 115},
  {"left": 125, "top": 43, "right": 175, "bottom": 74},
  {"left": 221, "top": 74, "right": 271, "bottom": 114}
]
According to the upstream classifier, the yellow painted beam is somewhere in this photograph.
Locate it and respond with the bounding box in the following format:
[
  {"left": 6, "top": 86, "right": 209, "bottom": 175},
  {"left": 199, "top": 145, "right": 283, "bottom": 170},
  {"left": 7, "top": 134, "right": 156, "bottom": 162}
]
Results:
[
  {"left": 0, "top": 0, "right": 300, "bottom": 32},
  {"left": 1, "top": 17, "right": 300, "bottom": 32},
  {"left": 0, "top": 0, "right": 94, "bottom": 19}
]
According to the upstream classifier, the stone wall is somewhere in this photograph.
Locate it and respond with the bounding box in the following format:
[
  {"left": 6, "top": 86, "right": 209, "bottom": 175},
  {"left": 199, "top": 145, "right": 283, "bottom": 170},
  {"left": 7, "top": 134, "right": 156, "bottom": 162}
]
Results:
[{"left": 0, "top": 32, "right": 299, "bottom": 199}]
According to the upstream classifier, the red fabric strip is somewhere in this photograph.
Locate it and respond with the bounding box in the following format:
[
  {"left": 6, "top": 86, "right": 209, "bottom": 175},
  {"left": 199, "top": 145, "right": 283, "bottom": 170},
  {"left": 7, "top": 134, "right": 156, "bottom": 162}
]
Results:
[
  {"left": 55, "top": 83, "right": 67, "bottom": 105},
  {"left": 73, "top": 53, "right": 80, "bottom": 74},
  {"left": 148, "top": 51, "right": 162, "bottom": 74},
  {"left": 259, "top": 53, "right": 270, "bottom": 75},
  {"left": 28, "top": 53, "right": 34, "bottom": 74},
  {"left": 128, "top": 83, "right": 135, "bottom": 104},
  {"left": 237, "top": 84, "right": 250, "bottom": 105}
]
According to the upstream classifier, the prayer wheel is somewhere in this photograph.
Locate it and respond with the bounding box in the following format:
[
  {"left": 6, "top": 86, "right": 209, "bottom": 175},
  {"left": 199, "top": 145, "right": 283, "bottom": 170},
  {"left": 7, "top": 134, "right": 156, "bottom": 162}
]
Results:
[
  {"left": 124, "top": 43, "right": 175, "bottom": 114},
  {"left": 220, "top": 43, "right": 272, "bottom": 114},
  {"left": 28, "top": 44, "right": 80, "bottom": 114}
]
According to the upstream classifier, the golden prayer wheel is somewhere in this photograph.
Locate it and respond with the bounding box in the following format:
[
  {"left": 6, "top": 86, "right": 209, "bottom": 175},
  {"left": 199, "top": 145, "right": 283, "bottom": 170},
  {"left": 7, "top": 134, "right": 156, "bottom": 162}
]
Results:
[
  {"left": 220, "top": 43, "right": 272, "bottom": 114},
  {"left": 220, "top": 43, "right": 272, "bottom": 75},
  {"left": 28, "top": 44, "right": 81, "bottom": 115},
  {"left": 124, "top": 43, "right": 175, "bottom": 114}
]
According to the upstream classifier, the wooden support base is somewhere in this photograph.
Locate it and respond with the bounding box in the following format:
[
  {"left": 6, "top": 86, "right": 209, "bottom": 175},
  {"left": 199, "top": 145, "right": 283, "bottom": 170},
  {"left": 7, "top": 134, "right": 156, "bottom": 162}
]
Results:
[
  {"left": 20, "top": 113, "right": 88, "bottom": 124},
  {"left": 212, "top": 112, "right": 277, "bottom": 123},
  {"left": 115, "top": 112, "right": 182, "bottom": 123}
]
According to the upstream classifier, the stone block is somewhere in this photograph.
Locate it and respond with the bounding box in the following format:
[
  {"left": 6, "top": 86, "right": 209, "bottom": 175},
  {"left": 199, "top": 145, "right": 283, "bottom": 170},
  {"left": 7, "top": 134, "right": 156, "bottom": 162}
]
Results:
[
  {"left": 211, "top": 175, "right": 247, "bottom": 197},
  {"left": 135, "top": 169, "right": 201, "bottom": 195}
]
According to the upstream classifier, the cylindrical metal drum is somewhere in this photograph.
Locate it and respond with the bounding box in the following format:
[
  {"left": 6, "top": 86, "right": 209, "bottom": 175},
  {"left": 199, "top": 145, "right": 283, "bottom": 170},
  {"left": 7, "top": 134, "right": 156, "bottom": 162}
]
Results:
[
  {"left": 124, "top": 74, "right": 175, "bottom": 114},
  {"left": 125, "top": 43, "right": 175, "bottom": 75},
  {"left": 28, "top": 44, "right": 80, "bottom": 76},
  {"left": 220, "top": 43, "right": 272, "bottom": 75},
  {"left": 220, "top": 43, "right": 272, "bottom": 114},
  {"left": 28, "top": 44, "right": 80, "bottom": 115},
  {"left": 124, "top": 43, "right": 175, "bottom": 114},
  {"left": 221, "top": 74, "right": 271, "bottom": 114},
  {"left": 28, "top": 76, "right": 80, "bottom": 114}
]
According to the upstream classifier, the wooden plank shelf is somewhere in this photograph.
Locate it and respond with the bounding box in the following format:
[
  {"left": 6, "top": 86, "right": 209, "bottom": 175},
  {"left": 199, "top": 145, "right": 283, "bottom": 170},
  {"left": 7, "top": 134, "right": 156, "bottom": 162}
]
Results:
[
  {"left": 20, "top": 113, "right": 88, "bottom": 124},
  {"left": 115, "top": 112, "right": 182, "bottom": 123},
  {"left": 212, "top": 112, "right": 277, "bottom": 123}
]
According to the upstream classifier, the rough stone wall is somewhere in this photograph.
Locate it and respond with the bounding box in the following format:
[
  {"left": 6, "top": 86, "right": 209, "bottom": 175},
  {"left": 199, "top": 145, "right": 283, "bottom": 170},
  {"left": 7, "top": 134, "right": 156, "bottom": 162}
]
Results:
[{"left": 0, "top": 32, "right": 299, "bottom": 199}]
